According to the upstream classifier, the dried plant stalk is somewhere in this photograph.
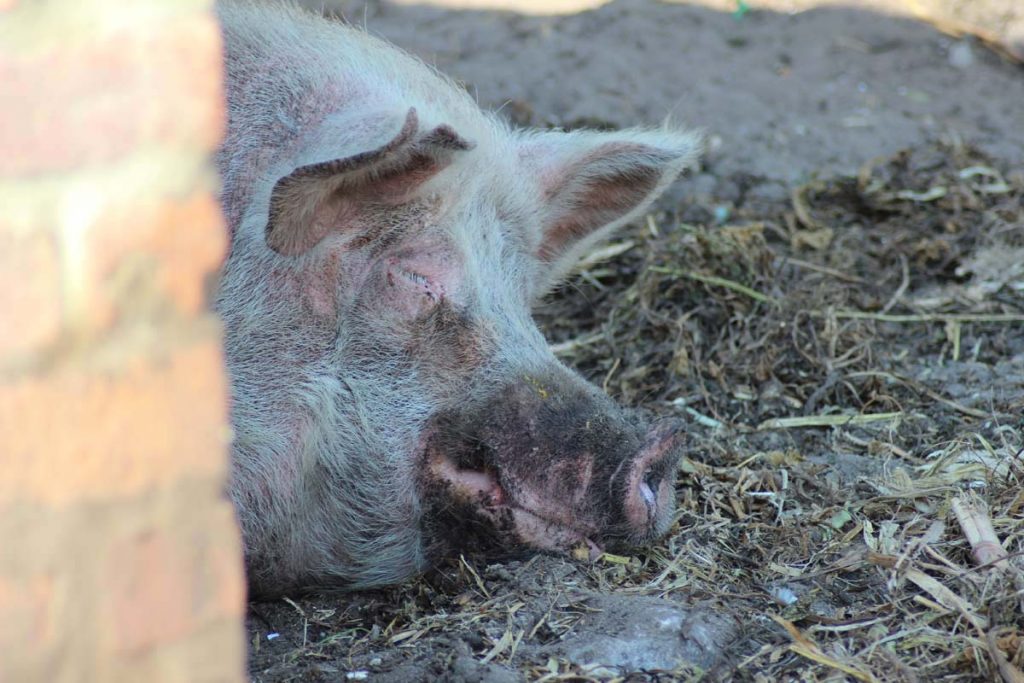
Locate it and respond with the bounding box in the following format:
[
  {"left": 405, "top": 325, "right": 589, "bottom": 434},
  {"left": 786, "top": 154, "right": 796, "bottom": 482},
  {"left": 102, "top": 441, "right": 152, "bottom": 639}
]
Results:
[{"left": 951, "top": 495, "right": 1009, "bottom": 571}]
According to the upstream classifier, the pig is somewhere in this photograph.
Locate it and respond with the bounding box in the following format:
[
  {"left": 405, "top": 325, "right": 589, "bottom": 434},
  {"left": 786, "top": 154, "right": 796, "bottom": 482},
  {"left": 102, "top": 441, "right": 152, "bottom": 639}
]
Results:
[{"left": 214, "top": 1, "right": 701, "bottom": 598}]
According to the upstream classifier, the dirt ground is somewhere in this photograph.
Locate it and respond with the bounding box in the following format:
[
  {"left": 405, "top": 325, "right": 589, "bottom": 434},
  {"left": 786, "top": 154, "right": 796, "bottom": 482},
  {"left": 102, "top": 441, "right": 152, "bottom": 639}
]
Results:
[{"left": 244, "top": 1, "right": 1023, "bottom": 680}]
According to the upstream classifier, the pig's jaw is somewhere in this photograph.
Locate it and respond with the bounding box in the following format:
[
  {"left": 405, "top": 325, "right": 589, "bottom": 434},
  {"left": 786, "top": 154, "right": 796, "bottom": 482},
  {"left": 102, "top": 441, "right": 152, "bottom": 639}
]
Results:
[{"left": 426, "top": 449, "right": 604, "bottom": 555}]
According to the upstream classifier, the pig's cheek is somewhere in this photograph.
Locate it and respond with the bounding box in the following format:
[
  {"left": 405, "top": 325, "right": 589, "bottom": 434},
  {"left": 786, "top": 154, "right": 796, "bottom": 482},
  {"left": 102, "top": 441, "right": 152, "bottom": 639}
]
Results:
[
  {"left": 336, "top": 259, "right": 375, "bottom": 311},
  {"left": 290, "top": 251, "right": 343, "bottom": 321},
  {"left": 293, "top": 250, "right": 371, "bottom": 322},
  {"left": 302, "top": 284, "right": 336, "bottom": 320}
]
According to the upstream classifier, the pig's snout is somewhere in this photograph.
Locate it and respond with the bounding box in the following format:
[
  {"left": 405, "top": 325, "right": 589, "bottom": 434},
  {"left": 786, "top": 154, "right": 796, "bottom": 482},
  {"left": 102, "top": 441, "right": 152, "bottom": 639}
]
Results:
[
  {"left": 423, "top": 375, "right": 683, "bottom": 559},
  {"left": 621, "top": 422, "right": 683, "bottom": 538}
]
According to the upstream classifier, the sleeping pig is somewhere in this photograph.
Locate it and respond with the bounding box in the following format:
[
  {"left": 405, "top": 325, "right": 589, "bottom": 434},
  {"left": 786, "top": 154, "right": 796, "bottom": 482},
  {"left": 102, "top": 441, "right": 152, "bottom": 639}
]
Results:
[{"left": 215, "top": 0, "right": 701, "bottom": 597}]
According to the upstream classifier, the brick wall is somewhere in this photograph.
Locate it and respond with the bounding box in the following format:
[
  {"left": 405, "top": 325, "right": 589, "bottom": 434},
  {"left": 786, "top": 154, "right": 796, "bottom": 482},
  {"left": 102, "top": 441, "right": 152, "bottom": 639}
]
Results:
[{"left": 0, "top": 1, "right": 245, "bottom": 681}]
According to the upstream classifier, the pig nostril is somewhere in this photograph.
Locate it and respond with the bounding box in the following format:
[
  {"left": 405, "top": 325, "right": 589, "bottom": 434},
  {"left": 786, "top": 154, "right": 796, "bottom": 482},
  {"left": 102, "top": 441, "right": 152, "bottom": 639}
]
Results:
[
  {"left": 645, "top": 466, "right": 663, "bottom": 490},
  {"left": 639, "top": 468, "right": 658, "bottom": 510},
  {"left": 624, "top": 424, "right": 681, "bottom": 532}
]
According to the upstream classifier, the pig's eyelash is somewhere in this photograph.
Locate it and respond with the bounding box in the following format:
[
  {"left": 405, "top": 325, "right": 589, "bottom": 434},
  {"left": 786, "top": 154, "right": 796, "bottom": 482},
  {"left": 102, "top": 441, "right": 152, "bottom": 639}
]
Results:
[
  {"left": 398, "top": 268, "right": 440, "bottom": 301},
  {"left": 399, "top": 269, "right": 429, "bottom": 287}
]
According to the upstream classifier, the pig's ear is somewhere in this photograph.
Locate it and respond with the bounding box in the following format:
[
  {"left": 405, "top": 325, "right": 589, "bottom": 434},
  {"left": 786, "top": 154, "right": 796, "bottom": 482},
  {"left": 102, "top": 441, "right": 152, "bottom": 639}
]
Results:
[
  {"left": 266, "top": 108, "right": 473, "bottom": 256},
  {"left": 520, "top": 127, "right": 701, "bottom": 290}
]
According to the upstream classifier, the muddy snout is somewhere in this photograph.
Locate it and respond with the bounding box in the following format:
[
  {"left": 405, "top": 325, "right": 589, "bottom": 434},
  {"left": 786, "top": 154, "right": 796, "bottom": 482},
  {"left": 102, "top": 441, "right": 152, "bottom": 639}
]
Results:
[
  {"left": 619, "top": 421, "right": 683, "bottom": 540},
  {"left": 426, "top": 370, "right": 683, "bottom": 555}
]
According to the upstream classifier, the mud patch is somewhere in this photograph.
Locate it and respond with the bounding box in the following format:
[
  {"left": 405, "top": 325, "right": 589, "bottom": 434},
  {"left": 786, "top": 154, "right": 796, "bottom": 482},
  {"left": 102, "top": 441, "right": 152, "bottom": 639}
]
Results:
[{"left": 548, "top": 593, "right": 738, "bottom": 675}]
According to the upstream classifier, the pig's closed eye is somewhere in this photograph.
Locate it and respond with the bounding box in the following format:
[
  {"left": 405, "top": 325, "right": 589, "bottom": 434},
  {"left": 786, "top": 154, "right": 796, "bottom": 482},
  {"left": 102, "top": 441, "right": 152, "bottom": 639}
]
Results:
[
  {"left": 397, "top": 268, "right": 434, "bottom": 296},
  {"left": 400, "top": 269, "right": 429, "bottom": 290},
  {"left": 387, "top": 264, "right": 446, "bottom": 309}
]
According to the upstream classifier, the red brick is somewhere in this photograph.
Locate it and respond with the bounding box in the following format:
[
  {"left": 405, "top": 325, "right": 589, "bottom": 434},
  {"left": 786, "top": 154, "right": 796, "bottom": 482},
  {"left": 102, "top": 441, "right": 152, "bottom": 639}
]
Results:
[
  {"left": 0, "top": 574, "right": 55, "bottom": 657},
  {"left": 0, "top": 13, "right": 223, "bottom": 176},
  {"left": 106, "top": 531, "right": 194, "bottom": 652},
  {"left": 103, "top": 514, "right": 244, "bottom": 654},
  {"left": 0, "top": 337, "right": 229, "bottom": 506},
  {"left": 0, "top": 187, "right": 226, "bottom": 359},
  {"left": 0, "top": 0, "right": 245, "bottom": 679},
  {"left": 81, "top": 191, "right": 227, "bottom": 332},
  {"left": 0, "top": 227, "right": 62, "bottom": 358}
]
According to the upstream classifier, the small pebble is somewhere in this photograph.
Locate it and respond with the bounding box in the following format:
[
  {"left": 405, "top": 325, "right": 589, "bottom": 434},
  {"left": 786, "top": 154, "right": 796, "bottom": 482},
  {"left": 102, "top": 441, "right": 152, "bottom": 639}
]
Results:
[
  {"left": 948, "top": 41, "right": 974, "bottom": 69},
  {"left": 770, "top": 586, "right": 799, "bottom": 606}
]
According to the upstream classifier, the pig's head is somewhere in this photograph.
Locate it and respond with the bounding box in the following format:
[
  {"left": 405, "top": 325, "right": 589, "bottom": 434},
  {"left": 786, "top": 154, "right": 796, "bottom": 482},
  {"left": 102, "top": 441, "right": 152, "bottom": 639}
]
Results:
[{"left": 220, "top": 102, "right": 700, "bottom": 596}]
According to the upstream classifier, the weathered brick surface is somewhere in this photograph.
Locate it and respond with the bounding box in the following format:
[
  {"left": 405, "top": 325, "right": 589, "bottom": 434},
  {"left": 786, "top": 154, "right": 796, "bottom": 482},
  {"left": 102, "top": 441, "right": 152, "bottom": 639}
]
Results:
[
  {"left": 0, "top": 0, "right": 245, "bottom": 681},
  {"left": 0, "top": 12, "right": 223, "bottom": 176},
  {"left": 85, "top": 190, "right": 227, "bottom": 328},
  {"left": 0, "top": 573, "right": 55, "bottom": 664},
  {"left": 0, "top": 337, "right": 228, "bottom": 505},
  {"left": 103, "top": 502, "right": 244, "bottom": 654},
  {"left": 0, "top": 486, "right": 244, "bottom": 683},
  {"left": 0, "top": 227, "right": 61, "bottom": 358}
]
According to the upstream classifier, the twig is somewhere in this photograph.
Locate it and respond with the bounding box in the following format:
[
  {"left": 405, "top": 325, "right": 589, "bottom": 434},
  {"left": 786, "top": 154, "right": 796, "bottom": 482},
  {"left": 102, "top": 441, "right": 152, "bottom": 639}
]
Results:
[
  {"left": 282, "top": 597, "right": 309, "bottom": 648},
  {"left": 879, "top": 253, "right": 909, "bottom": 315},
  {"left": 670, "top": 398, "right": 726, "bottom": 429},
  {"left": 549, "top": 332, "right": 603, "bottom": 356},
  {"left": 846, "top": 370, "right": 991, "bottom": 419},
  {"left": 791, "top": 182, "right": 824, "bottom": 231},
  {"left": 576, "top": 240, "right": 636, "bottom": 271},
  {"left": 841, "top": 432, "right": 921, "bottom": 464},
  {"left": 771, "top": 615, "right": 879, "bottom": 682},
  {"left": 813, "top": 311, "right": 1024, "bottom": 324},
  {"left": 783, "top": 256, "right": 867, "bottom": 284},
  {"left": 649, "top": 266, "right": 776, "bottom": 305},
  {"left": 984, "top": 630, "right": 1024, "bottom": 683},
  {"left": 758, "top": 412, "right": 901, "bottom": 430}
]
